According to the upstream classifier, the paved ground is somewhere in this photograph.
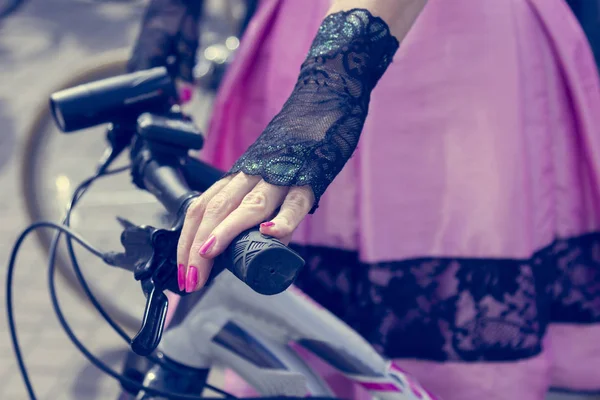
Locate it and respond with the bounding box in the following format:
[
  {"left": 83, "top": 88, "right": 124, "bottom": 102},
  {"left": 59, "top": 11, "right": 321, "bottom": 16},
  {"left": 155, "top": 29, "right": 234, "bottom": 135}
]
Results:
[{"left": 0, "top": 0, "right": 598, "bottom": 399}]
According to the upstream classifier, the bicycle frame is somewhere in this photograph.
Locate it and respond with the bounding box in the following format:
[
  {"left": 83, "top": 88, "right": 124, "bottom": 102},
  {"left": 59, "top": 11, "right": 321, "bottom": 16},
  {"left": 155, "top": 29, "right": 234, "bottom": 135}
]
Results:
[{"left": 154, "top": 271, "right": 435, "bottom": 399}]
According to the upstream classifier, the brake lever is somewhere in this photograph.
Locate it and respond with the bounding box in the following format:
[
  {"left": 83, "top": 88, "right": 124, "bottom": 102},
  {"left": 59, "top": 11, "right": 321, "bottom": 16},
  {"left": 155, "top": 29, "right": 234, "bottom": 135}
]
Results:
[
  {"left": 103, "top": 216, "right": 190, "bottom": 355},
  {"left": 106, "top": 195, "right": 305, "bottom": 355},
  {"left": 131, "top": 282, "right": 169, "bottom": 356},
  {"left": 102, "top": 217, "right": 155, "bottom": 272},
  {"left": 108, "top": 209, "right": 223, "bottom": 355}
]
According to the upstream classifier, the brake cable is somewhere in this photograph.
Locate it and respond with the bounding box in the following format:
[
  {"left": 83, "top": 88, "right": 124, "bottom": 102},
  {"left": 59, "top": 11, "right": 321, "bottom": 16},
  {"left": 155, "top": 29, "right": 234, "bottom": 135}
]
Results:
[{"left": 6, "top": 166, "right": 235, "bottom": 399}]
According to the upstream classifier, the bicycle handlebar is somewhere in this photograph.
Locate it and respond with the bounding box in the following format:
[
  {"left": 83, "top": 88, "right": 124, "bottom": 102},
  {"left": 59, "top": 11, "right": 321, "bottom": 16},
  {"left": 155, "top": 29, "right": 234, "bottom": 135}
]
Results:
[{"left": 49, "top": 71, "right": 306, "bottom": 355}]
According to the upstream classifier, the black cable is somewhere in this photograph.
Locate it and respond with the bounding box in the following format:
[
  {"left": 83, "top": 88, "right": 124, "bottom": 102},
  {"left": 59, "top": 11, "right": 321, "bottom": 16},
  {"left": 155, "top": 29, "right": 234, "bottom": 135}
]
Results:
[
  {"left": 6, "top": 222, "right": 110, "bottom": 399},
  {"left": 62, "top": 166, "right": 133, "bottom": 343},
  {"left": 46, "top": 224, "right": 236, "bottom": 399},
  {"left": 35, "top": 159, "right": 235, "bottom": 398},
  {"left": 4, "top": 160, "right": 129, "bottom": 400},
  {"left": 57, "top": 170, "right": 234, "bottom": 397},
  {"left": 6, "top": 221, "right": 228, "bottom": 400},
  {"left": 6, "top": 168, "right": 235, "bottom": 398},
  {"left": 52, "top": 168, "right": 235, "bottom": 397},
  {"left": 66, "top": 169, "right": 232, "bottom": 394},
  {"left": 7, "top": 222, "right": 235, "bottom": 399},
  {"left": 7, "top": 158, "right": 238, "bottom": 398},
  {"left": 61, "top": 165, "right": 180, "bottom": 354}
]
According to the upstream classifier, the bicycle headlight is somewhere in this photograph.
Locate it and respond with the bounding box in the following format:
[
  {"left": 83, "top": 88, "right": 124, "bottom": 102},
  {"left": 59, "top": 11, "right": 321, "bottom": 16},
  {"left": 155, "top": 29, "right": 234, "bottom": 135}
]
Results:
[{"left": 49, "top": 67, "right": 177, "bottom": 133}]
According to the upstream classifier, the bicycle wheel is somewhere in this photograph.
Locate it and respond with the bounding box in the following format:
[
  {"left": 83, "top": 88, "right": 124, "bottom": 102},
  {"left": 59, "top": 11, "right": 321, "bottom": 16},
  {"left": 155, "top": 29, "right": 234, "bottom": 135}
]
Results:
[{"left": 20, "top": 48, "right": 214, "bottom": 331}]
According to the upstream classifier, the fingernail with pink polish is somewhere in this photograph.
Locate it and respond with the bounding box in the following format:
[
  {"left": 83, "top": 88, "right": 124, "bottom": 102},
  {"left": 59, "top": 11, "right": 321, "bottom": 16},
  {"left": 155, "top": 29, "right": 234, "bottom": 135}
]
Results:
[
  {"left": 199, "top": 235, "right": 216, "bottom": 256},
  {"left": 186, "top": 266, "right": 198, "bottom": 292},
  {"left": 177, "top": 264, "right": 185, "bottom": 291},
  {"left": 261, "top": 221, "right": 275, "bottom": 228}
]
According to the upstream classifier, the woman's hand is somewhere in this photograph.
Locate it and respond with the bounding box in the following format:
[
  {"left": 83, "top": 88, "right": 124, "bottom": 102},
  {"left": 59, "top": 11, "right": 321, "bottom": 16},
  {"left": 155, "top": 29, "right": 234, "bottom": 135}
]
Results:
[
  {"left": 177, "top": 172, "right": 315, "bottom": 292},
  {"left": 127, "top": 0, "right": 202, "bottom": 103},
  {"left": 176, "top": 5, "right": 420, "bottom": 292}
]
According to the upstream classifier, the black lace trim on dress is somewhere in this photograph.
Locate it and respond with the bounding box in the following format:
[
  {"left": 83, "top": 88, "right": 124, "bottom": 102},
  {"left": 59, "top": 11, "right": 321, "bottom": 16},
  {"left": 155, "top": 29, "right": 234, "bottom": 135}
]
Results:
[{"left": 291, "top": 233, "right": 600, "bottom": 362}]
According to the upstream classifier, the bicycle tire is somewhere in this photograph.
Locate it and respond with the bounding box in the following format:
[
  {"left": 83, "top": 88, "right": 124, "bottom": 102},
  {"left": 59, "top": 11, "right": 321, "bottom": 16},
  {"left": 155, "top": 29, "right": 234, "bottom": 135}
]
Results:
[
  {"left": 0, "top": 0, "right": 26, "bottom": 19},
  {"left": 20, "top": 0, "right": 246, "bottom": 333},
  {"left": 20, "top": 48, "right": 142, "bottom": 331}
]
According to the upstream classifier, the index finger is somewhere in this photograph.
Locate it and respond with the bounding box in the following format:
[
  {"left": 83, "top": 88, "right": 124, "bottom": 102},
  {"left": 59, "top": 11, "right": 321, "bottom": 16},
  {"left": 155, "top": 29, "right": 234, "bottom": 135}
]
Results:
[
  {"left": 176, "top": 177, "right": 231, "bottom": 289},
  {"left": 184, "top": 173, "right": 261, "bottom": 291}
]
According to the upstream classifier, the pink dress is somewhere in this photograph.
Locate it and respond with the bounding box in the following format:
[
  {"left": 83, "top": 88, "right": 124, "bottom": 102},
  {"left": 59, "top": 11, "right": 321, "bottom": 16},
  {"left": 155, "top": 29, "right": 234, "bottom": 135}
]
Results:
[{"left": 200, "top": 0, "right": 600, "bottom": 398}]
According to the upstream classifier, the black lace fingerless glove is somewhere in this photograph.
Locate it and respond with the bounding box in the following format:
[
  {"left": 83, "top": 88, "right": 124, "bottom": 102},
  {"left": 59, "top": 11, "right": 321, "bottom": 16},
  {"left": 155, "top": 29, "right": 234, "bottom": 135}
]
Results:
[
  {"left": 128, "top": 0, "right": 202, "bottom": 82},
  {"left": 226, "top": 9, "right": 399, "bottom": 212}
]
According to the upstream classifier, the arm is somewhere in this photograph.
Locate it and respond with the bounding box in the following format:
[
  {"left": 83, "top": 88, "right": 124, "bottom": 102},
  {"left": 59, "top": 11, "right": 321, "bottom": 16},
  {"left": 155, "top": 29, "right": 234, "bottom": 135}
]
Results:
[
  {"left": 327, "top": 0, "right": 427, "bottom": 40},
  {"left": 226, "top": 0, "right": 428, "bottom": 209},
  {"left": 177, "top": 1, "right": 428, "bottom": 292}
]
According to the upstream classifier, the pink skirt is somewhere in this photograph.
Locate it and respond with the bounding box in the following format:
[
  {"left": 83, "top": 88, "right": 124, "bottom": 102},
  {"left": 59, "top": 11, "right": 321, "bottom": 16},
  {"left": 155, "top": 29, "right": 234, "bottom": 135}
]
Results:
[{"left": 200, "top": 0, "right": 600, "bottom": 398}]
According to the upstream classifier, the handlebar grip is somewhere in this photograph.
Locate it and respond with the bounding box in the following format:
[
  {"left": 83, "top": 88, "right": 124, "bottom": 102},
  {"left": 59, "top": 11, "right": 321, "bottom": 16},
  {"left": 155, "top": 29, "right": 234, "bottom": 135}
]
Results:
[
  {"left": 137, "top": 157, "right": 305, "bottom": 295},
  {"left": 220, "top": 228, "right": 305, "bottom": 295}
]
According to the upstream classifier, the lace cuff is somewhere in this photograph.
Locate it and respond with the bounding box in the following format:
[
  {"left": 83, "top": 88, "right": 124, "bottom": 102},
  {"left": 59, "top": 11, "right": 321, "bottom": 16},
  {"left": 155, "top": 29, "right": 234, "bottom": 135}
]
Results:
[{"left": 226, "top": 9, "right": 399, "bottom": 212}]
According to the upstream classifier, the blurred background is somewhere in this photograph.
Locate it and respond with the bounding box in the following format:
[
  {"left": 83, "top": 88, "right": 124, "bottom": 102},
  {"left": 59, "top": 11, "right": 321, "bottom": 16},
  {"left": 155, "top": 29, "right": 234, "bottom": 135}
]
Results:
[
  {"left": 0, "top": 0, "right": 599, "bottom": 399},
  {"left": 0, "top": 0, "right": 242, "bottom": 398}
]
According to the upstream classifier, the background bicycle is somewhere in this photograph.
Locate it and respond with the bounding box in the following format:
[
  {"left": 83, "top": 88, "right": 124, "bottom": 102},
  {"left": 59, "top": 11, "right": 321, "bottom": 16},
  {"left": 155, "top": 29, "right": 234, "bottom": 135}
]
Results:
[
  {"left": 19, "top": 0, "right": 253, "bottom": 331},
  {"left": 0, "top": 0, "right": 242, "bottom": 397}
]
